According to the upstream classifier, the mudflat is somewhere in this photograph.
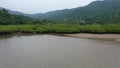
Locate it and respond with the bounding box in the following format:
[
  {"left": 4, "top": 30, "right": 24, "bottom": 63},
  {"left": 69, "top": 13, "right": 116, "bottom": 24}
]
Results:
[{"left": 65, "top": 33, "right": 120, "bottom": 42}]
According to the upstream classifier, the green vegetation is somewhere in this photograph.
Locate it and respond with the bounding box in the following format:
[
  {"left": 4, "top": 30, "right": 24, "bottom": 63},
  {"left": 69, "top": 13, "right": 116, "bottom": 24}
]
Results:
[
  {"left": 0, "top": 2, "right": 120, "bottom": 35},
  {"left": 0, "top": 9, "right": 47, "bottom": 25},
  {"left": 26, "top": 0, "right": 120, "bottom": 24},
  {"left": 0, "top": 24, "right": 120, "bottom": 34},
  {"left": 1, "top": 0, "right": 120, "bottom": 24}
]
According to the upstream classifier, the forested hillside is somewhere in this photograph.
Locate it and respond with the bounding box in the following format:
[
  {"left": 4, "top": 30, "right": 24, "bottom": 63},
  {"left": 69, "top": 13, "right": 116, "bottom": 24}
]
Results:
[
  {"left": 29, "top": 0, "right": 120, "bottom": 24},
  {"left": 0, "top": 0, "right": 120, "bottom": 34},
  {"left": 0, "top": 9, "right": 52, "bottom": 25},
  {"left": 1, "top": 0, "right": 120, "bottom": 24},
  {"left": 0, "top": 9, "right": 34, "bottom": 25}
]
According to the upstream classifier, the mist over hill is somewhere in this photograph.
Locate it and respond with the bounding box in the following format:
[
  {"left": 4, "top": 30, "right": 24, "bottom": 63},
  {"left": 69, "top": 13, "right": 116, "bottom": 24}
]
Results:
[
  {"left": 0, "top": 0, "right": 120, "bottom": 24},
  {"left": 28, "top": 0, "right": 120, "bottom": 24},
  {"left": 0, "top": 0, "right": 120, "bottom": 34}
]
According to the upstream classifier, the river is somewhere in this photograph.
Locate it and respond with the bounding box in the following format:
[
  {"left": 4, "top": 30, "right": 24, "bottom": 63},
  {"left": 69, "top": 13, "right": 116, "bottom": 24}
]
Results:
[{"left": 0, "top": 34, "right": 120, "bottom": 68}]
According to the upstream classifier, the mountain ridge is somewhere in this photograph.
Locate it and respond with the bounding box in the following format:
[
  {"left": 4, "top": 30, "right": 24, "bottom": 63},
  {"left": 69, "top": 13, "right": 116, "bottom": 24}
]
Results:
[
  {"left": 29, "top": 0, "right": 120, "bottom": 23},
  {"left": 0, "top": 0, "right": 120, "bottom": 24}
]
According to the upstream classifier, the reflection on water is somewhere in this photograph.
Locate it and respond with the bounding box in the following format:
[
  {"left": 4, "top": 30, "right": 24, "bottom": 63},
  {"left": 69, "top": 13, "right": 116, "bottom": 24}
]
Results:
[{"left": 0, "top": 34, "right": 120, "bottom": 68}]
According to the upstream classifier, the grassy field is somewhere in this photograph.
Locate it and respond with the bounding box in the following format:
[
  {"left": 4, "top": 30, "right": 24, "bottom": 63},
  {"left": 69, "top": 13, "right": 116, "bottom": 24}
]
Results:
[{"left": 0, "top": 24, "right": 120, "bottom": 34}]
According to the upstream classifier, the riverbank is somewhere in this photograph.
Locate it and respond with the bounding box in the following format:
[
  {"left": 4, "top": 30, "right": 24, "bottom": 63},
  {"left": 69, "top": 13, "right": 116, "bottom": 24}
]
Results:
[
  {"left": 0, "top": 32, "right": 120, "bottom": 42},
  {"left": 0, "top": 24, "right": 120, "bottom": 34},
  {"left": 65, "top": 33, "right": 120, "bottom": 42}
]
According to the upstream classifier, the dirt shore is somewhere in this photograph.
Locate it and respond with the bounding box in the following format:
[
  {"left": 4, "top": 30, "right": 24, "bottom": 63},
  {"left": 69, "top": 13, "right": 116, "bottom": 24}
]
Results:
[{"left": 65, "top": 33, "right": 120, "bottom": 42}]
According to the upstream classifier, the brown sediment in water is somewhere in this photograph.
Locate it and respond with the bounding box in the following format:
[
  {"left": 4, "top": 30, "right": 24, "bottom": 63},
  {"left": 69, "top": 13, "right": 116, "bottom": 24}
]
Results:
[{"left": 65, "top": 33, "right": 120, "bottom": 42}]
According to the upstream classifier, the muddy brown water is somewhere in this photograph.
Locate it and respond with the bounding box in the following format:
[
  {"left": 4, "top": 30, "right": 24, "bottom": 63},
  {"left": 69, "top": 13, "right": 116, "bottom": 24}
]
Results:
[{"left": 0, "top": 34, "right": 120, "bottom": 68}]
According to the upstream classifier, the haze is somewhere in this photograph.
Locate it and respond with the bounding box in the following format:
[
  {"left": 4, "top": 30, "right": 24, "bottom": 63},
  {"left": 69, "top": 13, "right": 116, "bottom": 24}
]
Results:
[{"left": 0, "top": 0, "right": 95, "bottom": 14}]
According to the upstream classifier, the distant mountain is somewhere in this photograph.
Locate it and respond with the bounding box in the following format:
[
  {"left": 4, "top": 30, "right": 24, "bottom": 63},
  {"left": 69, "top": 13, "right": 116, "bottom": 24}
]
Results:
[
  {"left": 0, "top": 7, "right": 32, "bottom": 17},
  {"left": 0, "top": 0, "right": 120, "bottom": 24},
  {"left": 29, "top": 0, "right": 120, "bottom": 23},
  {"left": 0, "top": 9, "right": 35, "bottom": 25},
  {"left": 0, "top": 7, "right": 23, "bottom": 15}
]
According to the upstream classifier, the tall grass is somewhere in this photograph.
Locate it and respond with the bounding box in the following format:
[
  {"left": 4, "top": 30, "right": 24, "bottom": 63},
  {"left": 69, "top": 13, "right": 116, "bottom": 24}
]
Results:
[{"left": 0, "top": 24, "right": 120, "bottom": 34}]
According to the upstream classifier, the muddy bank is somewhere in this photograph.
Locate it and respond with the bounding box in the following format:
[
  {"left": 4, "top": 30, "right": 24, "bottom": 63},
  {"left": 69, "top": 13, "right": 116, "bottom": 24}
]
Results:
[{"left": 65, "top": 33, "right": 120, "bottom": 42}]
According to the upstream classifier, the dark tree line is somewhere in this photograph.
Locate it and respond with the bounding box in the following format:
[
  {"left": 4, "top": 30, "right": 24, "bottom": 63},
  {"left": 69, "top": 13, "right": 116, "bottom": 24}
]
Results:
[{"left": 0, "top": 9, "right": 55, "bottom": 25}]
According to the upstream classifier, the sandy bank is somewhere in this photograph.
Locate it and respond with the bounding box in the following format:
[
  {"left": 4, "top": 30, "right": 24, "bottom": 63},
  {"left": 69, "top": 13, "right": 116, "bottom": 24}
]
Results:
[{"left": 65, "top": 33, "right": 120, "bottom": 42}]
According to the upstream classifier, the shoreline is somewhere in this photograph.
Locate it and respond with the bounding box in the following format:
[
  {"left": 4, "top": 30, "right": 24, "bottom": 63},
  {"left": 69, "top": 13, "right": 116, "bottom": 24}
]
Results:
[
  {"left": 65, "top": 33, "right": 120, "bottom": 42},
  {"left": 0, "top": 33, "right": 120, "bottom": 42}
]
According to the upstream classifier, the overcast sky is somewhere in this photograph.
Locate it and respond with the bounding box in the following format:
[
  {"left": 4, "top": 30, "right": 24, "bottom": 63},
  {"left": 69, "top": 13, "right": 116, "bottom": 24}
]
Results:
[{"left": 0, "top": 0, "right": 95, "bottom": 14}]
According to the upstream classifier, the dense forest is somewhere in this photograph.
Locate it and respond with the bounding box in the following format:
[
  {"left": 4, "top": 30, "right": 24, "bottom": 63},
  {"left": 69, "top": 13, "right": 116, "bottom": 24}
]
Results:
[
  {"left": 0, "top": 9, "right": 54, "bottom": 25},
  {"left": 0, "top": 0, "right": 120, "bottom": 34},
  {"left": 0, "top": 8, "right": 120, "bottom": 34},
  {"left": 0, "top": 9, "right": 34, "bottom": 25},
  {"left": 26, "top": 0, "right": 120, "bottom": 24}
]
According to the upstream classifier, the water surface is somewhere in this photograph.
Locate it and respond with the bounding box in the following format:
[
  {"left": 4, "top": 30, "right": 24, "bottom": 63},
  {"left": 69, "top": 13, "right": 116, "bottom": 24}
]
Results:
[{"left": 0, "top": 34, "right": 120, "bottom": 68}]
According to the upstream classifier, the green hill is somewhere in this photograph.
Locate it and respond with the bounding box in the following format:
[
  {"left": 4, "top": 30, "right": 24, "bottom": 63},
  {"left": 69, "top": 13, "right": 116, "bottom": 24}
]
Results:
[
  {"left": 0, "top": 9, "right": 34, "bottom": 25},
  {"left": 0, "top": 0, "right": 120, "bottom": 24},
  {"left": 30, "top": 0, "right": 120, "bottom": 24}
]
